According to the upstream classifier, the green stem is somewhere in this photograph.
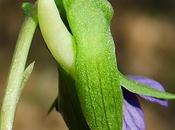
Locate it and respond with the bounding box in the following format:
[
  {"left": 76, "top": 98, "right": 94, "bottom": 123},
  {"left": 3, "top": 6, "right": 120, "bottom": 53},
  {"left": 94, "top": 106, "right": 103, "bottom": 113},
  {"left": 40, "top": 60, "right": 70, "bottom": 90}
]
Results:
[{"left": 0, "top": 4, "right": 37, "bottom": 130}]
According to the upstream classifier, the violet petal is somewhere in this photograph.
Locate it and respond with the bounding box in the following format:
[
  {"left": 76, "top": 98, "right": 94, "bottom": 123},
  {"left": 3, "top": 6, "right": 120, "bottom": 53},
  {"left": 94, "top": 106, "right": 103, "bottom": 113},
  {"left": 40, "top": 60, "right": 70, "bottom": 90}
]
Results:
[
  {"left": 123, "top": 89, "right": 145, "bottom": 130},
  {"left": 128, "top": 75, "right": 168, "bottom": 106}
]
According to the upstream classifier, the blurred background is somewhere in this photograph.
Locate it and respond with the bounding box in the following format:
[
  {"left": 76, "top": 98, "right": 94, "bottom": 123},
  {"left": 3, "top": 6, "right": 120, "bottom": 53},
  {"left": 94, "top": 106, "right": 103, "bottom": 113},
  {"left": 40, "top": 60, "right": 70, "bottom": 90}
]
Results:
[{"left": 0, "top": 0, "right": 175, "bottom": 130}]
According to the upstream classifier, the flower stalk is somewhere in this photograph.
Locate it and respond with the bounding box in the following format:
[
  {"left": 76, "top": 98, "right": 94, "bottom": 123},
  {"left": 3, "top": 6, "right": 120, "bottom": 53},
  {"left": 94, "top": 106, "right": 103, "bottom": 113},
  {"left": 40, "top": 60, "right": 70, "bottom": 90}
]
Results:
[{"left": 0, "top": 3, "right": 37, "bottom": 130}]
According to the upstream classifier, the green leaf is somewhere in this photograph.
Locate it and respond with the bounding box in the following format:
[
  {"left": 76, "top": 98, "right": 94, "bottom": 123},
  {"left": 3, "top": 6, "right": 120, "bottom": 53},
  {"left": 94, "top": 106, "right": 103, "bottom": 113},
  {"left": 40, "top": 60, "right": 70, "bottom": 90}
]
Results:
[{"left": 119, "top": 73, "right": 175, "bottom": 99}]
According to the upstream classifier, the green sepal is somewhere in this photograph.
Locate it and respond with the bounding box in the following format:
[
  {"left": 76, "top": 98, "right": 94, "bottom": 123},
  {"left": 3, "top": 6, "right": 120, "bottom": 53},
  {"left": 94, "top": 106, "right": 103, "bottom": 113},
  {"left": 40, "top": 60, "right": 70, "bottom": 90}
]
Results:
[
  {"left": 63, "top": 1, "right": 123, "bottom": 129},
  {"left": 20, "top": 61, "right": 35, "bottom": 89},
  {"left": 119, "top": 72, "right": 175, "bottom": 99},
  {"left": 57, "top": 68, "right": 90, "bottom": 130}
]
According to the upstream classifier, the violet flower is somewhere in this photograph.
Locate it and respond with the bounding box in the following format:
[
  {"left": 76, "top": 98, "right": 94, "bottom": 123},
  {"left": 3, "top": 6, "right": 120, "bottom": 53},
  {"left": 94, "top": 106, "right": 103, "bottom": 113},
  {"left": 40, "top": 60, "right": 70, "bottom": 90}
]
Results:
[{"left": 123, "top": 76, "right": 168, "bottom": 130}]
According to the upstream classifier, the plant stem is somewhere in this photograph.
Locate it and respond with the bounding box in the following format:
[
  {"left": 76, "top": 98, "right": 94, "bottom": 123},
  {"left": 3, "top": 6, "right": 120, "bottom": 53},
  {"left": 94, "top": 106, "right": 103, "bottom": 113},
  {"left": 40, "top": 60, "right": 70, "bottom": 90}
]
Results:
[{"left": 0, "top": 4, "right": 37, "bottom": 130}]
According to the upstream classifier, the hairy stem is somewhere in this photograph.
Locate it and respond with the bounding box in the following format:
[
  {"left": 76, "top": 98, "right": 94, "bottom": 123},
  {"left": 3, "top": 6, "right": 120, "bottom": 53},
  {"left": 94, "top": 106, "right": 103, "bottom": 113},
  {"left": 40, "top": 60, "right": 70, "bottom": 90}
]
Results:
[{"left": 0, "top": 4, "right": 37, "bottom": 130}]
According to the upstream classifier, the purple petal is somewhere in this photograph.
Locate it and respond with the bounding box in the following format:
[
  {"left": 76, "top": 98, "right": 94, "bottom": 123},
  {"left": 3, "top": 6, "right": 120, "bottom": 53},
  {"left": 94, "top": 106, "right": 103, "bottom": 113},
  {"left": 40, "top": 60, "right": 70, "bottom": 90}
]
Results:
[
  {"left": 128, "top": 75, "right": 168, "bottom": 106},
  {"left": 123, "top": 89, "right": 145, "bottom": 130}
]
